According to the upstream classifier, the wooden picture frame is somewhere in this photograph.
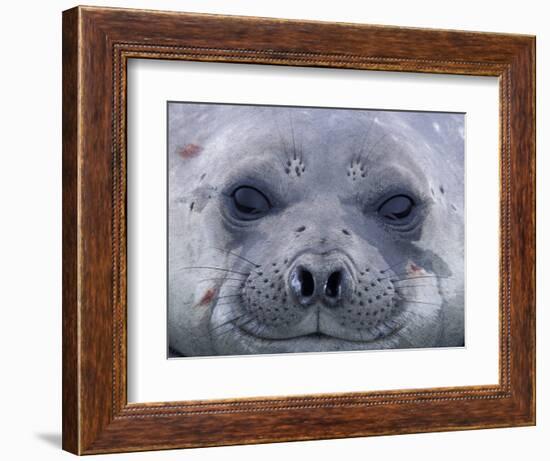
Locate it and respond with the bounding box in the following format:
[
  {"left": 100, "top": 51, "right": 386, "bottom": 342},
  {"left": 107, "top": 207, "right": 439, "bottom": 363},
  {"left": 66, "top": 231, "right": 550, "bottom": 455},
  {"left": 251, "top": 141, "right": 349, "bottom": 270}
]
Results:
[{"left": 62, "top": 5, "right": 536, "bottom": 455}]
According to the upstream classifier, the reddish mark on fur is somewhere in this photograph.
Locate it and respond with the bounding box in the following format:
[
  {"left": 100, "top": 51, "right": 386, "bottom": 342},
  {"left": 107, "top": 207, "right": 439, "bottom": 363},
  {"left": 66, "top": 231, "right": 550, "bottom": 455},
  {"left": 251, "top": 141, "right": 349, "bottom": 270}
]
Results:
[
  {"left": 178, "top": 143, "right": 202, "bottom": 159},
  {"left": 198, "top": 288, "right": 216, "bottom": 306},
  {"left": 409, "top": 263, "right": 422, "bottom": 273}
]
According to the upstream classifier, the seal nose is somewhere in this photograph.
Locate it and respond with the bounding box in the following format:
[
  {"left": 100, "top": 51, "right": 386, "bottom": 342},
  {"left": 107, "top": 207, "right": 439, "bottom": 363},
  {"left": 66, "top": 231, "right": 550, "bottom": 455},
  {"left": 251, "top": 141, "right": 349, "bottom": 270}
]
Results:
[
  {"left": 324, "top": 270, "right": 343, "bottom": 300},
  {"left": 289, "top": 260, "right": 349, "bottom": 306},
  {"left": 290, "top": 267, "right": 316, "bottom": 302}
]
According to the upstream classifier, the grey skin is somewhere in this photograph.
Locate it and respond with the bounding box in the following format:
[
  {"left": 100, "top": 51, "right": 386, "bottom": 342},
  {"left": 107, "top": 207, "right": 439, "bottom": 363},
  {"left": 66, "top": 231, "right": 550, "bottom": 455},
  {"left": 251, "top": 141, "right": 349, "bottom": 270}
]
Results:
[{"left": 168, "top": 103, "right": 464, "bottom": 357}]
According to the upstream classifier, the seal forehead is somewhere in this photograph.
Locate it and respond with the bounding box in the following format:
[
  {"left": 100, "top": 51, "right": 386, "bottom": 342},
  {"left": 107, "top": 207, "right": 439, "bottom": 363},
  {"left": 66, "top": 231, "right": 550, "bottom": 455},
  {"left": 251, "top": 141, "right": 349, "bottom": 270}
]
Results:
[
  {"left": 209, "top": 109, "right": 432, "bottom": 188},
  {"left": 169, "top": 104, "right": 463, "bottom": 212},
  {"left": 192, "top": 108, "right": 370, "bottom": 170}
]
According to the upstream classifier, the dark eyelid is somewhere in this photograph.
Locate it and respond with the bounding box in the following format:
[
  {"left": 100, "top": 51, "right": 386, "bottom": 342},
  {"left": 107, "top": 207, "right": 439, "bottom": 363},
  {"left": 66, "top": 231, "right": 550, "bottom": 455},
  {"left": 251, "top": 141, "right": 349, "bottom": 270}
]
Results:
[
  {"left": 232, "top": 186, "right": 272, "bottom": 206},
  {"left": 378, "top": 194, "right": 414, "bottom": 221},
  {"left": 230, "top": 185, "right": 271, "bottom": 220}
]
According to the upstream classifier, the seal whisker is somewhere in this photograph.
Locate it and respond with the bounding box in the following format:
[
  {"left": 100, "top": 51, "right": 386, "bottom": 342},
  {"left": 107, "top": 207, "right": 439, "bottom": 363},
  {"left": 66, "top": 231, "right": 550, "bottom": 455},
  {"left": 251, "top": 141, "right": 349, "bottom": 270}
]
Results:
[
  {"left": 210, "top": 293, "right": 243, "bottom": 304},
  {"left": 216, "top": 284, "right": 245, "bottom": 295},
  {"left": 379, "top": 258, "right": 412, "bottom": 274},
  {"left": 289, "top": 112, "right": 298, "bottom": 161},
  {"left": 180, "top": 266, "right": 250, "bottom": 276},
  {"left": 274, "top": 113, "right": 293, "bottom": 166},
  {"left": 391, "top": 275, "right": 451, "bottom": 283},
  {"left": 209, "top": 301, "right": 239, "bottom": 309},
  {"left": 393, "top": 284, "right": 437, "bottom": 289},
  {"left": 217, "top": 283, "right": 246, "bottom": 289},
  {"left": 197, "top": 277, "right": 247, "bottom": 284},
  {"left": 364, "top": 132, "right": 389, "bottom": 160},
  {"left": 356, "top": 114, "right": 376, "bottom": 163},
  {"left": 213, "top": 317, "right": 256, "bottom": 337},
  {"left": 397, "top": 297, "right": 442, "bottom": 306},
  {"left": 210, "top": 314, "right": 247, "bottom": 333},
  {"left": 379, "top": 272, "right": 448, "bottom": 281},
  {"left": 207, "top": 246, "right": 261, "bottom": 268}
]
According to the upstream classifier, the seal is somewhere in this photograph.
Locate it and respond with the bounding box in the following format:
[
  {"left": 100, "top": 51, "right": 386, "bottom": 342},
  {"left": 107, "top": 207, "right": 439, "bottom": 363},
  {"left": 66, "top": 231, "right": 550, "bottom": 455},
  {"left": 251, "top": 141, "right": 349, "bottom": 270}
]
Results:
[{"left": 168, "top": 103, "right": 464, "bottom": 356}]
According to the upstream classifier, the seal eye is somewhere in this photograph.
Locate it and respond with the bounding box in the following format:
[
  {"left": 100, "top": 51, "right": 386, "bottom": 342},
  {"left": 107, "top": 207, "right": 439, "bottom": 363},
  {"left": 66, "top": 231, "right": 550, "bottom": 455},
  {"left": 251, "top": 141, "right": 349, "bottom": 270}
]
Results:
[
  {"left": 231, "top": 186, "right": 271, "bottom": 220},
  {"left": 378, "top": 195, "right": 414, "bottom": 221}
]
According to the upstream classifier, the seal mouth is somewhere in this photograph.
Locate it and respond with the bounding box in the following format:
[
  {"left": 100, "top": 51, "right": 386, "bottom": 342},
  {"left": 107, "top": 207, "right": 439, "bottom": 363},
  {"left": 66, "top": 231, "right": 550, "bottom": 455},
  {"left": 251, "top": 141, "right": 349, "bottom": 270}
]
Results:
[{"left": 228, "top": 312, "right": 408, "bottom": 346}]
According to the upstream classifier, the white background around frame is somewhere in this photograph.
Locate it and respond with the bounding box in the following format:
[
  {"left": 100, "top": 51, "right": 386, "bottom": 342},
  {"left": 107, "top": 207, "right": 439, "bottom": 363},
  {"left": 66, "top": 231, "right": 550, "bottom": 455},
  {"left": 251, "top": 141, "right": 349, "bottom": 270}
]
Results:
[
  {"left": 127, "top": 59, "right": 499, "bottom": 403},
  {"left": 2, "top": 1, "right": 547, "bottom": 460}
]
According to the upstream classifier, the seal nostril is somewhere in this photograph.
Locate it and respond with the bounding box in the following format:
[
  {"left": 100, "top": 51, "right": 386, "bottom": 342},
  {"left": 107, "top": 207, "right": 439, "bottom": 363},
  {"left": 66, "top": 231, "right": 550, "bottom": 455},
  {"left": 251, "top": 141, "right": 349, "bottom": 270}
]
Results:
[
  {"left": 299, "top": 269, "right": 315, "bottom": 297},
  {"left": 325, "top": 271, "right": 342, "bottom": 298}
]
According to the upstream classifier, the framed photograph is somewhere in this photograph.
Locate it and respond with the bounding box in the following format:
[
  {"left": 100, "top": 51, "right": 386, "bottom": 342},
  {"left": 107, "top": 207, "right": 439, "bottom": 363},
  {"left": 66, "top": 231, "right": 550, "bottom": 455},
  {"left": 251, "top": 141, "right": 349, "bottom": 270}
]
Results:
[{"left": 62, "top": 5, "right": 535, "bottom": 455}]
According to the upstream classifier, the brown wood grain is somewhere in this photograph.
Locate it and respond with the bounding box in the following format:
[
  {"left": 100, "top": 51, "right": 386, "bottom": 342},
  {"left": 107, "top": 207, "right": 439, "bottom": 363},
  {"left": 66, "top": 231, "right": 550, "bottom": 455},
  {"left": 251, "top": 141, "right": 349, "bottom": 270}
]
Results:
[
  {"left": 62, "top": 6, "right": 79, "bottom": 454},
  {"left": 62, "top": 5, "right": 536, "bottom": 455}
]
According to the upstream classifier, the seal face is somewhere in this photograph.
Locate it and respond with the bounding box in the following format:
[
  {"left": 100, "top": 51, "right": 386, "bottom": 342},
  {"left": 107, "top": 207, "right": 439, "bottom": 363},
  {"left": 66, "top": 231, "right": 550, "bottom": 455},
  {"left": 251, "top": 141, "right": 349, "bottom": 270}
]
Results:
[{"left": 168, "top": 103, "right": 465, "bottom": 357}]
